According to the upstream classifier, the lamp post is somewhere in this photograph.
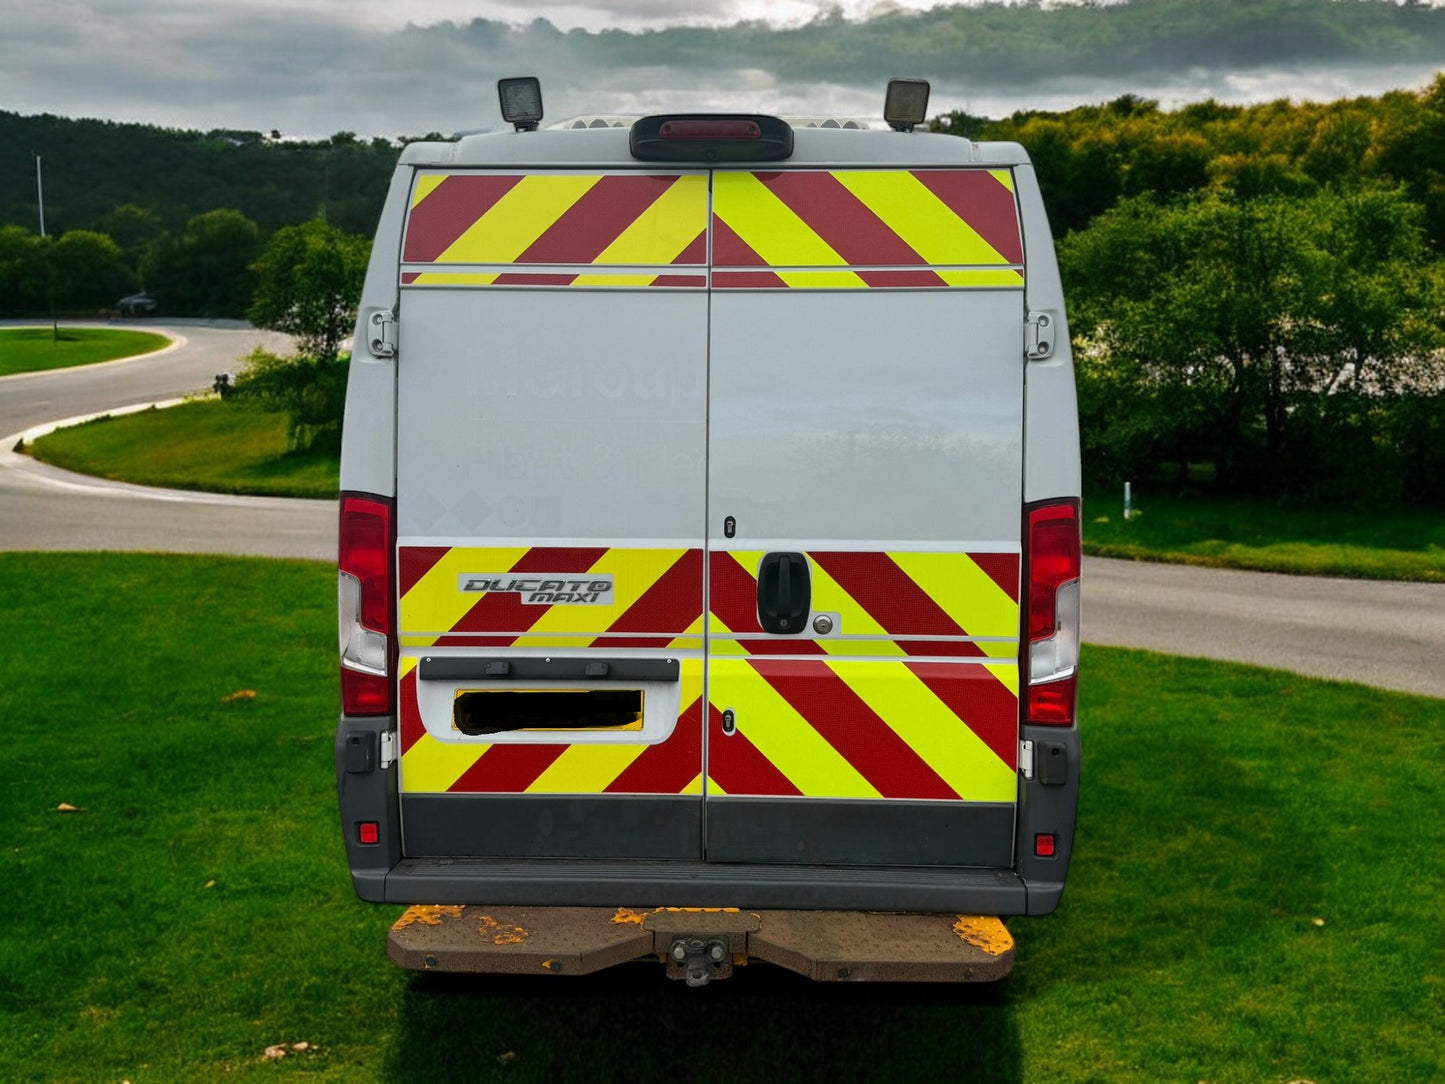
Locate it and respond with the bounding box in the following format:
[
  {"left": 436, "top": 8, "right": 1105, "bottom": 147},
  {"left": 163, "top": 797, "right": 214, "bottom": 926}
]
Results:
[{"left": 36, "top": 154, "right": 57, "bottom": 342}]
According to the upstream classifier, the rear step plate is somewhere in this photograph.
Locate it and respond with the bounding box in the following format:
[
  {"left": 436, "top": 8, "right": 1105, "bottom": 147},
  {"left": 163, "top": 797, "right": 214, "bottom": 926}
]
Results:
[{"left": 387, "top": 904, "right": 1014, "bottom": 983}]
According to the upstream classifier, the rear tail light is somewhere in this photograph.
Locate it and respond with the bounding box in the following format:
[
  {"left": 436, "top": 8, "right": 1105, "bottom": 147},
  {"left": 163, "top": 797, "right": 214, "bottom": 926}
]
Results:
[
  {"left": 339, "top": 493, "right": 394, "bottom": 715},
  {"left": 1025, "top": 499, "right": 1080, "bottom": 726}
]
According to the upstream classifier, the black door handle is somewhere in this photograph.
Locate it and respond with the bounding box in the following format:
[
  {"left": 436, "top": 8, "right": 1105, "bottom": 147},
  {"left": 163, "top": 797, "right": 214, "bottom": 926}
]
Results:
[{"left": 757, "top": 552, "right": 810, "bottom": 635}]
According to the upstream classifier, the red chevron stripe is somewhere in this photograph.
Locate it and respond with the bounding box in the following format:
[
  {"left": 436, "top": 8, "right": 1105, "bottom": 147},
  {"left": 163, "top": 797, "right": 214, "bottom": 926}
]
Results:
[
  {"left": 762, "top": 171, "right": 925, "bottom": 266},
  {"left": 711, "top": 216, "right": 768, "bottom": 267},
  {"left": 969, "top": 552, "right": 1021, "bottom": 604},
  {"left": 403, "top": 174, "right": 523, "bottom": 263},
  {"left": 905, "top": 661, "right": 1019, "bottom": 770},
  {"left": 451, "top": 547, "right": 609, "bottom": 635},
  {"left": 672, "top": 229, "right": 708, "bottom": 265},
  {"left": 515, "top": 175, "right": 678, "bottom": 265},
  {"left": 399, "top": 546, "right": 450, "bottom": 599},
  {"left": 810, "top": 551, "right": 973, "bottom": 639},
  {"left": 651, "top": 274, "right": 707, "bottom": 287},
  {"left": 493, "top": 273, "right": 577, "bottom": 286},
  {"left": 604, "top": 697, "right": 703, "bottom": 794},
  {"left": 713, "top": 271, "right": 787, "bottom": 288},
  {"left": 912, "top": 171, "right": 1023, "bottom": 264},
  {"left": 399, "top": 669, "right": 425, "bottom": 755},
  {"left": 590, "top": 548, "right": 703, "bottom": 648},
  {"left": 446, "top": 743, "right": 568, "bottom": 793},
  {"left": 750, "top": 659, "right": 959, "bottom": 800},
  {"left": 858, "top": 270, "right": 948, "bottom": 288},
  {"left": 707, "top": 704, "right": 802, "bottom": 796}
]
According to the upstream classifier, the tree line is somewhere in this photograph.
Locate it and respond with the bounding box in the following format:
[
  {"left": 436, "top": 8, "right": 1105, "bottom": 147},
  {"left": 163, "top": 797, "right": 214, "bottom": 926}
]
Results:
[{"left": 937, "top": 75, "right": 1445, "bottom": 509}]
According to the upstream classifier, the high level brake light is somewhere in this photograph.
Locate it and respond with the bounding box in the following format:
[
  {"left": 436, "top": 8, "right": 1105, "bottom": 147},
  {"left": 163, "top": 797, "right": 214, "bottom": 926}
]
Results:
[
  {"left": 1025, "top": 499, "right": 1081, "bottom": 726},
  {"left": 339, "top": 493, "right": 394, "bottom": 716}
]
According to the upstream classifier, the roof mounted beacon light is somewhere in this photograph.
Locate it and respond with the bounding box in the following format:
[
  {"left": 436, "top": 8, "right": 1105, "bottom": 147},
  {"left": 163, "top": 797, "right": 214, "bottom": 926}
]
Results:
[
  {"left": 498, "top": 77, "right": 544, "bottom": 132},
  {"left": 884, "top": 78, "right": 931, "bottom": 132}
]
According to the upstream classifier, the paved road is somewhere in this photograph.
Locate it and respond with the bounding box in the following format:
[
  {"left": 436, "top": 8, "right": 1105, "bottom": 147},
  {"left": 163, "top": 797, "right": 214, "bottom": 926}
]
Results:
[
  {"left": 4, "top": 322, "right": 1442, "bottom": 697},
  {"left": 1082, "top": 557, "right": 1445, "bottom": 699},
  {"left": 0, "top": 321, "right": 334, "bottom": 560}
]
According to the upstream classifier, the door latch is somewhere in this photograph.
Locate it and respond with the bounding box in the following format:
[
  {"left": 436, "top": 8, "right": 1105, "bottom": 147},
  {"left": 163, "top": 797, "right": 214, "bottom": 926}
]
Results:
[{"left": 757, "top": 552, "right": 810, "bottom": 635}]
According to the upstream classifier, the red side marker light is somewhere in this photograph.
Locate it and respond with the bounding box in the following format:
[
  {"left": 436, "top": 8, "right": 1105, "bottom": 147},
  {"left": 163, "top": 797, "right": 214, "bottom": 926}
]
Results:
[
  {"left": 1035, "top": 833, "right": 1056, "bottom": 858},
  {"left": 358, "top": 822, "right": 380, "bottom": 846}
]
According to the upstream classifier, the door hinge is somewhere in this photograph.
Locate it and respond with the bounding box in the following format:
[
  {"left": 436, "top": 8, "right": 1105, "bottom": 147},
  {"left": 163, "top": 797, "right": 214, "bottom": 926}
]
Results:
[
  {"left": 1025, "top": 311, "right": 1055, "bottom": 361},
  {"left": 379, "top": 729, "right": 396, "bottom": 770},
  {"left": 1019, "top": 739, "right": 1035, "bottom": 780},
  {"left": 366, "top": 308, "right": 397, "bottom": 359}
]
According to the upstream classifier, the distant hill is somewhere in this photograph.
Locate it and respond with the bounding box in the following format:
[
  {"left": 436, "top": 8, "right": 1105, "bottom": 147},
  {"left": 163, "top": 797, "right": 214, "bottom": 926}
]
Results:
[{"left": 0, "top": 115, "right": 404, "bottom": 237}]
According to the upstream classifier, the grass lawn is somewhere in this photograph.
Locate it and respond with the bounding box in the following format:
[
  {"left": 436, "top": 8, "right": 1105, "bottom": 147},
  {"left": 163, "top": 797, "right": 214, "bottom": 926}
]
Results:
[
  {"left": 0, "top": 327, "right": 171, "bottom": 376},
  {"left": 1085, "top": 489, "right": 1445, "bottom": 582},
  {"left": 2, "top": 552, "right": 1441, "bottom": 1082},
  {"left": 27, "top": 399, "right": 339, "bottom": 499}
]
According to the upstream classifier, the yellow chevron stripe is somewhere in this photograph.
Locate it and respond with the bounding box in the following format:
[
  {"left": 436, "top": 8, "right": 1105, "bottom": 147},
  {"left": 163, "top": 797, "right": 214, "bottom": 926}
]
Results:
[
  {"left": 569, "top": 273, "right": 659, "bottom": 287},
  {"left": 836, "top": 660, "right": 1018, "bottom": 802},
  {"left": 713, "top": 659, "right": 879, "bottom": 799},
  {"left": 833, "top": 171, "right": 1008, "bottom": 267},
  {"left": 777, "top": 270, "right": 868, "bottom": 288},
  {"left": 810, "top": 561, "right": 906, "bottom": 659},
  {"left": 888, "top": 551, "right": 1019, "bottom": 639},
  {"left": 404, "top": 272, "right": 501, "bottom": 286},
  {"left": 938, "top": 269, "right": 1025, "bottom": 287},
  {"left": 984, "top": 660, "right": 1019, "bottom": 698},
  {"left": 526, "top": 743, "right": 646, "bottom": 793},
  {"left": 436, "top": 174, "right": 602, "bottom": 264},
  {"left": 400, "top": 546, "right": 530, "bottom": 635},
  {"left": 989, "top": 168, "right": 1015, "bottom": 193},
  {"left": 714, "top": 171, "right": 848, "bottom": 268},
  {"left": 401, "top": 733, "right": 485, "bottom": 793},
  {"left": 683, "top": 774, "right": 707, "bottom": 795},
  {"left": 595, "top": 174, "right": 708, "bottom": 265},
  {"left": 411, "top": 173, "right": 448, "bottom": 207}
]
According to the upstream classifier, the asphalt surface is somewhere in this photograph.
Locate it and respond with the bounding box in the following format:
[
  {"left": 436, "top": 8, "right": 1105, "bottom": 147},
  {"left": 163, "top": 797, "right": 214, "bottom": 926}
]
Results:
[
  {"left": 3, "top": 321, "right": 1443, "bottom": 698},
  {"left": 0, "top": 320, "right": 333, "bottom": 560}
]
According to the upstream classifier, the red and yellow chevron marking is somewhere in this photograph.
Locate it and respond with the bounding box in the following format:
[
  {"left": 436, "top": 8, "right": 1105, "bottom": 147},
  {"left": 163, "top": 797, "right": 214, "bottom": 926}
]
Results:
[
  {"left": 398, "top": 656, "right": 708, "bottom": 795},
  {"left": 710, "top": 169, "right": 1024, "bottom": 289},
  {"left": 400, "top": 271, "right": 706, "bottom": 289},
  {"left": 402, "top": 172, "right": 709, "bottom": 267},
  {"left": 397, "top": 546, "right": 1021, "bottom": 799},
  {"left": 707, "top": 657, "right": 1018, "bottom": 801},
  {"left": 398, "top": 545, "right": 705, "bottom": 649}
]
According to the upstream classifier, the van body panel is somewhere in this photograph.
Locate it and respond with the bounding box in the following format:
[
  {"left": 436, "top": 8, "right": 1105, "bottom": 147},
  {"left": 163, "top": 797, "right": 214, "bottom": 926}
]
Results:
[{"left": 338, "top": 122, "right": 1080, "bottom": 916}]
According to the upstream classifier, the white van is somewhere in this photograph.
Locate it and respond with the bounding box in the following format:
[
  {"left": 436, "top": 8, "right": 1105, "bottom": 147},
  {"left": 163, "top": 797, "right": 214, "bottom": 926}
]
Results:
[{"left": 336, "top": 80, "right": 1080, "bottom": 984}]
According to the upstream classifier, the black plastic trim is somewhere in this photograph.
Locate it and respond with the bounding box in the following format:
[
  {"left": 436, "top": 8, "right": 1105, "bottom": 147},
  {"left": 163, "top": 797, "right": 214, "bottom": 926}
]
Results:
[
  {"left": 707, "top": 798, "right": 1014, "bottom": 867},
  {"left": 630, "top": 114, "right": 794, "bottom": 162},
  {"left": 402, "top": 794, "right": 702, "bottom": 860},
  {"left": 382, "top": 857, "right": 1027, "bottom": 913}
]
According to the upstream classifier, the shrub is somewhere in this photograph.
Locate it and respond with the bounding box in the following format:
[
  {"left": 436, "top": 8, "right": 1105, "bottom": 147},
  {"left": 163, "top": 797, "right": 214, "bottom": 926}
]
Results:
[{"left": 232, "top": 347, "right": 348, "bottom": 455}]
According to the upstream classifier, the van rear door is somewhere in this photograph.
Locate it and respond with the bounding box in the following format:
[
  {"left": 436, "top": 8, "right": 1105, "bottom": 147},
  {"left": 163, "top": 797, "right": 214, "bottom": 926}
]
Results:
[
  {"left": 391, "top": 169, "right": 711, "bottom": 861},
  {"left": 702, "top": 168, "right": 1027, "bottom": 867}
]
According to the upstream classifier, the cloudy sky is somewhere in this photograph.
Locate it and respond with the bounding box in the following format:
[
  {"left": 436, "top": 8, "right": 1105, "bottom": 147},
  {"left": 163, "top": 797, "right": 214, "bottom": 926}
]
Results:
[{"left": 4, "top": 0, "right": 1442, "bottom": 139}]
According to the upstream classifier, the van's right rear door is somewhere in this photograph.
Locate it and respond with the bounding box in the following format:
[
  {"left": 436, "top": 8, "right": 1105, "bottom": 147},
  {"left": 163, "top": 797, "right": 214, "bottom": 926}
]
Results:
[{"left": 702, "top": 167, "right": 1028, "bottom": 869}]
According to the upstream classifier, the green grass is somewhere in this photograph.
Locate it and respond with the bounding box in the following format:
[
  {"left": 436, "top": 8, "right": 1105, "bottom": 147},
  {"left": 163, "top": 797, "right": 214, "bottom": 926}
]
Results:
[
  {"left": 1085, "top": 489, "right": 1445, "bottom": 582},
  {"left": 27, "top": 399, "right": 339, "bottom": 499},
  {"left": 2, "top": 552, "right": 1441, "bottom": 1082},
  {"left": 0, "top": 327, "right": 171, "bottom": 376}
]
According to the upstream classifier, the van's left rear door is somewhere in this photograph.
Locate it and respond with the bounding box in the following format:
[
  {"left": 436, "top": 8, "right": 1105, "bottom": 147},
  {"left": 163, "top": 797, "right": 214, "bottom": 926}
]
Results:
[{"left": 390, "top": 169, "right": 711, "bottom": 860}]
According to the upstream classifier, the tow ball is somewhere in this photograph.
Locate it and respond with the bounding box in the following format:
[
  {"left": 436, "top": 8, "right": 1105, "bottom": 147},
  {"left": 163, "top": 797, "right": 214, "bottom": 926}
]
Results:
[{"left": 668, "top": 936, "right": 731, "bottom": 987}]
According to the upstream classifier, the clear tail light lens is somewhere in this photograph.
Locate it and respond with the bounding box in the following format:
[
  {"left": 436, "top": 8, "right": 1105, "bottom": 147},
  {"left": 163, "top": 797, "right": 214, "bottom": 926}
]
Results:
[
  {"left": 339, "top": 493, "right": 394, "bottom": 715},
  {"left": 1025, "top": 500, "right": 1080, "bottom": 726}
]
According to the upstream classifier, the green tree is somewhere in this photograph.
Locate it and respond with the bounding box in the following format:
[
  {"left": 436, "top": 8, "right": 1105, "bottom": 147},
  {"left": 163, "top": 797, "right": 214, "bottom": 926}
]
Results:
[
  {"left": 49, "top": 229, "right": 134, "bottom": 311},
  {"left": 142, "top": 209, "right": 260, "bottom": 317},
  {"left": 1060, "top": 187, "right": 1445, "bottom": 501},
  {"left": 247, "top": 220, "right": 369, "bottom": 361}
]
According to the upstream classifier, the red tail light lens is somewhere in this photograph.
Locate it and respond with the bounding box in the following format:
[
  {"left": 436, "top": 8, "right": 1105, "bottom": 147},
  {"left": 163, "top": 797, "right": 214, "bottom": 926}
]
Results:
[
  {"left": 1025, "top": 499, "right": 1081, "bottom": 727},
  {"left": 339, "top": 493, "right": 394, "bottom": 716}
]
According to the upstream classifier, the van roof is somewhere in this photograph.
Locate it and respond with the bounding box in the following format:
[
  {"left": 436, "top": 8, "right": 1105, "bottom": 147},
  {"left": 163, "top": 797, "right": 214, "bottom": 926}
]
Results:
[{"left": 398, "top": 124, "right": 1030, "bottom": 170}]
